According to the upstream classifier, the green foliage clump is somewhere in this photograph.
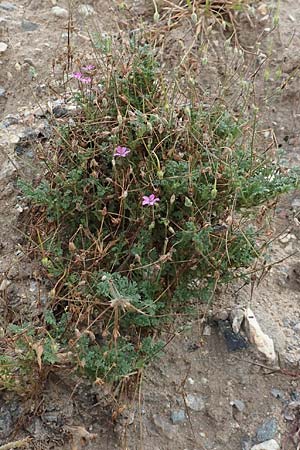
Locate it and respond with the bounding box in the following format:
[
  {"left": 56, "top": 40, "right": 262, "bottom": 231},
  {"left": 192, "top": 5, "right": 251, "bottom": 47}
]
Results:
[{"left": 14, "top": 40, "right": 297, "bottom": 387}]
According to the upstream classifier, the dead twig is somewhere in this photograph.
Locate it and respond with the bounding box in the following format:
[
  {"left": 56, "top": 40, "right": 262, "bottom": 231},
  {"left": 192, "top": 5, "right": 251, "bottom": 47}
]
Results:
[{"left": 0, "top": 437, "right": 31, "bottom": 450}]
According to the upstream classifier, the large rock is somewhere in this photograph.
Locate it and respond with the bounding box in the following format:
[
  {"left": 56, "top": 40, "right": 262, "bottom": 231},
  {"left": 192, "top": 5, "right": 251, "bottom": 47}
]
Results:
[{"left": 244, "top": 307, "right": 276, "bottom": 362}]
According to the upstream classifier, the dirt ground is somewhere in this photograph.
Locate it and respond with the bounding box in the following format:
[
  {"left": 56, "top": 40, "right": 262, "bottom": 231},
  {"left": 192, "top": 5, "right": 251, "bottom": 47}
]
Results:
[{"left": 0, "top": 1, "right": 300, "bottom": 449}]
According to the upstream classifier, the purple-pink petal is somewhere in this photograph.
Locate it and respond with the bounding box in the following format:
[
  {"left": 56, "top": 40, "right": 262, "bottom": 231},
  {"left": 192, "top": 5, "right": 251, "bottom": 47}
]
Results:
[
  {"left": 114, "top": 146, "right": 130, "bottom": 157},
  {"left": 82, "top": 64, "right": 95, "bottom": 71},
  {"left": 80, "top": 76, "right": 92, "bottom": 84},
  {"left": 142, "top": 194, "right": 160, "bottom": 206},
  {"left": 72, "top": 71, "right": 83, "bottom": 79}
]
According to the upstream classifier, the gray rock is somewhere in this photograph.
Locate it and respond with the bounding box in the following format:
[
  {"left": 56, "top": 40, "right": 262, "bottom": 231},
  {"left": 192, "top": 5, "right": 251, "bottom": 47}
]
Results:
[
  {"left": 230, "top": 399, "right": 245, "bottom": 412},
  {"left": 270, "top": 388, "right": 285, "bottom": 401},
  {"left": 0, "top": 87, "right": 5, "bottom": 97},
  {"left": 185, "top": 394, "right": 205, "bottom": 412},
  {"left": 52, "top": 105, "right": 68, "bottom": 118},
  {"left": 51, "top": 6, "right": 68, "bottom": 18},
  {"left": 256, "top": 418, "right": 277, "bottom": 443},
  {"left": 152, "top": 414, "right": 176, "bottom": 440},
  {"left": 251, "top": 440, "right": 280, "bottom": 450},
  {"left": 0, "top": 42, "right": 7, "bottom": 52},
  {"left": 78, "top": 4, "right": 95, "bottom": 17},
  {"left": 0, "top": 410, "right": 12, "bottom": 438},
  {"left": 170, "top": 410, "right": 186, "bottom": 424},
  {"left": 21, "top": 20, "right": 39, "bottom": 31},
  {"left": 241, "top": 436, "right": 252, "bottom": 450},
  {"left": 0, "top": 1, "right": 16, "bottom": 10},
  {"left": 230, "top": 307, "right": 245, "bottom": 334},
  {"left": 3, "top": 115, "right": 19, "bottom": 127},
  {"left": 294, "top": 323, "right": 300, "bottom": 334}
]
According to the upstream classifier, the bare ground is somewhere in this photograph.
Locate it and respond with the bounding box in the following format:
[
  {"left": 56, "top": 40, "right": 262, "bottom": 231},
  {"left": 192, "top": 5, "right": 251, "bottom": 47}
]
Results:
[{"left": 0, "top": 1, "right": 300, "bottom": 449}]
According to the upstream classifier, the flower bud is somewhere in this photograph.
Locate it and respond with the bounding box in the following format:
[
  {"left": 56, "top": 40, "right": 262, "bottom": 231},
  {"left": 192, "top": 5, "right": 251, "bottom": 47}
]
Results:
[
  {"left": 170, "top": 194, "right": 176, "bottom": 205},
  {"left": 157, "top": 170, "right": 164, "bottom": 180},
  {"left": 154, "top": 11, "right": 160, "bottom": 22}
]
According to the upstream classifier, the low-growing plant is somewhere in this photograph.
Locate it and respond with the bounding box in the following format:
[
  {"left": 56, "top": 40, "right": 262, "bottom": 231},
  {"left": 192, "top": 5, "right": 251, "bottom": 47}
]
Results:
[{"left": 13, "top": 38, "right": 297, "bottom": 388}]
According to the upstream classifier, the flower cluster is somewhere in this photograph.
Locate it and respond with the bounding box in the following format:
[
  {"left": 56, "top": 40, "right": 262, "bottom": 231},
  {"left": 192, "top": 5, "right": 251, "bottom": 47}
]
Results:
[
  {"left": 71, "top": 66, "right": 94, "bottom": 84},
  {"left": 113, "top": 146, "right": 160, "bottom": 206}
]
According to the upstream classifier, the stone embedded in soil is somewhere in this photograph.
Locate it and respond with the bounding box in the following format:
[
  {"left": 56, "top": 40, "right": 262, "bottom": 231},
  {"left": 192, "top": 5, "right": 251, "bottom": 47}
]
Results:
[
  {"left": 0, "top": 87, "right": 5, "bottom": 97},
  {"left": 217, "top": 320, "right": 249, "bottom": 352},
  {"left": 230, "top": 399, "right": 245, "bottom": 412},
  {"left": 0, "top": 279, "right": 11, "bottom": 291},
  {"left": 230, "top": 307, "right": 245, "bottom": 334},
  {"left": 293, "top": 323, "right": 300, "bottom": 334},
  {"left": 291, "top": 198, "right": 300, "bottom": 209},
  {"left": 170, "top": 410, "right": 186, "bottom": 424},
  {"left": 78, "top": 4, "right": 95, "bottom": 17},
  {"left": 185, "top": 394, "right": 205, "bottom": 412},
  {"left": 51, "top": 6, "right": 68, "bottom": 18},
  {"left": 0, "top": 41, "right": 8, "bottom": 52},
  {"left": 244, "top": 307, "right": 276, "bottom": 363},
  {"left": 0, "top": 410, "right": 12, "bottom": 439},
  {"left": 256, "top": 418, "right": 278, "bottom": 443},
  {"left": 21, "top": 20, "right": 39, "bottom": 32},
  {"left": 270, "top": 388, "right": 285, "bottom": 401},
  {"left": 0, "top": 1, "right": 16, "bottom": 10},
  {"left": 251, "top": 440, "right": 280, "bottom": 450},
  {"left": 52, "top": 104, "right": 68, "bottom": 118},
  {"left": 241, "top": 436, "right": 252, "bottom": 450},
  {"left": 152, "top": 414, "right": 176, "bottom": 440}
]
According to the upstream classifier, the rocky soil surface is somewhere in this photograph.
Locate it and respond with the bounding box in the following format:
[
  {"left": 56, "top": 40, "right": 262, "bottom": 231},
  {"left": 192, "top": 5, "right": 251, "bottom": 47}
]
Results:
[{"left": 0, "top": 1, "right": 300, "bottom": 449}]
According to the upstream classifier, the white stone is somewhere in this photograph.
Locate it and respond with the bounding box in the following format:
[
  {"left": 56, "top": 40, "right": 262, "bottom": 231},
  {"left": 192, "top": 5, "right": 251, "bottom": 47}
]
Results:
[
  {"left": 244, "top": 307, "right": 276, "bottom": 363},
  {"left": 51, "top": 6, "right": 68, "bottom": 18},
  {"left": 230, "top": 307, "right": 245, "bottom": 334},
  {"left": 0, "top": 279, "right": 11, "bottom": 291},
  {"left": 251, "top": 439, "right": 280, "bottom": 450},
  {"left": 185, "top": 394, "right": 205, "bottom": 412},
  {"left": 78, "top": 4, "right": 95, "bottom": 17},
  {"left": 294, "top": 323, "right": 300, "bottom": 334},
  {"left": 0, "top": 41, "right": 7, "bottom": 52}
]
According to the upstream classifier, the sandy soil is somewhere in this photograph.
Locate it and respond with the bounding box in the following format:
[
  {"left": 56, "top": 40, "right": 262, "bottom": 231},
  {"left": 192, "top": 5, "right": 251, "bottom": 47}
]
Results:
[{"left": 0, "top": 1, "right": 300, "bottom": 449}]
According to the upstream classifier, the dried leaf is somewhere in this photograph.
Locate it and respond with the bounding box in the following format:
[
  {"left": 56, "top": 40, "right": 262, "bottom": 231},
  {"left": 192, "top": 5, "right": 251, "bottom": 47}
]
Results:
[{"left": 33, "top": 343, "right": 44, "bottom": 370}]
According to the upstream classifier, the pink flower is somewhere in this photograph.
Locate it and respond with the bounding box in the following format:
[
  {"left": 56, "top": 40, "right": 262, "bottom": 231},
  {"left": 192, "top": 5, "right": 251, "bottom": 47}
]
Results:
[
  {"left": 142, "top": 194, "right": 160, "bottom": 206},
  {"left": 114, "top": 146, "right": 131, "bottom": 157},
  {"left": 80, "top": 76, "right": 92, "bottom": 84},
  {"left": 72, "top": 71, "right": 83, "bottom": 79},
  {"left": 82, "top": 64, "right": 95, "bottom": 71}
]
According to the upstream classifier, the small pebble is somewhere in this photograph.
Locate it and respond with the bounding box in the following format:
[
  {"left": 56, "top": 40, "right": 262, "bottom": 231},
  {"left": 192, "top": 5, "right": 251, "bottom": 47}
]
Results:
[
  {"left": 0, "top": 87, "right": 5, "bottom": 97},
  {"left": 293, "top": 323, "right": 300, "bottom": 334},
  {"left": 256, "top": 418, "right": 277, "bottom": 443},
  {"left": 0, "top": 1, "right": 16, "bottom": 10},
  {"left": 51, "top": 6, "right": 68, "bottom": 18},
  {"left": 291, "top": 198, "right": 300, "bottom": 208},
  {"left": 251, "top": 440, "right": 279, "bottom": 450},
  {"left": 241, "top": 436, "right": 252, "bottom": 450},
  {"left": 0, "top": 41, "right": 8, "bottom": 52},
  {"left": 21, "top": 20, "right": 39, "bottom": 32},
  {"left": 185, "top": 394, "right": 205, "bottom": 412},
  {"left": 170, "top": 410, "right": 186, "bottom": 424},
  {"left": 203, "top": 325, "right": 211, "bottom": 336},
  {"left": 270, "top": 388, "right": 285, "bottom": 401},
  {"left": 230, "top": 399, "right": 245, "bottom": 412},
  {"left": 0, "top": 279, "right": 11, "bottom": 291},
  {"left": 78, "top": 4, "right": 95, "bottom": 17}
]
